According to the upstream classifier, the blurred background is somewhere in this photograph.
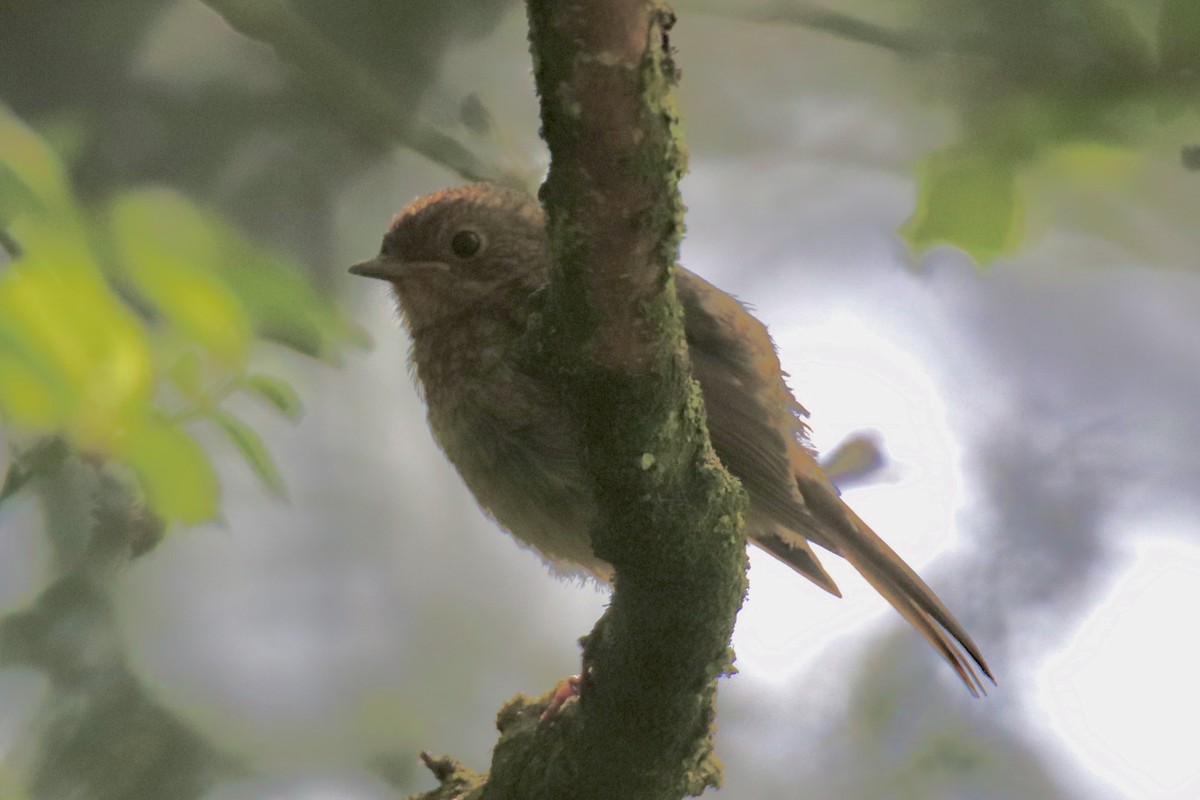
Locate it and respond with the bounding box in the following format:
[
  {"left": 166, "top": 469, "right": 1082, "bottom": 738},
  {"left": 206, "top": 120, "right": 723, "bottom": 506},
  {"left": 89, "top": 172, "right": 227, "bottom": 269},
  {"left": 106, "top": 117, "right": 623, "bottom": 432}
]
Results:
[{"left": 1, "top": 1, "right": 1198, "bottom": 798}]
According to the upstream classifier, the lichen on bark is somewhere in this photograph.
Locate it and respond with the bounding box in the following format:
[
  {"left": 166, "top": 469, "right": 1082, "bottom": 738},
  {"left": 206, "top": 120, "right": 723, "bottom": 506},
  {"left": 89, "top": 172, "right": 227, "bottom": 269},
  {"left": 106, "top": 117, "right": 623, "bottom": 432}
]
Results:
[{"left": 408, "top": 3, "right": 748, "bottom": 798}]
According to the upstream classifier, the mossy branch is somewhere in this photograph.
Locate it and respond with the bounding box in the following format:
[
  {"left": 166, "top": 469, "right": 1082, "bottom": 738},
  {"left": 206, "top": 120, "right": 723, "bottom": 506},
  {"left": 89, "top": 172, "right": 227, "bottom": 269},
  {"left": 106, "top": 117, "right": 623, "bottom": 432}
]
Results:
[
  {"left": 526, "top": 0, "right": 749, "bottom": 792},
  {"left": 528, "top": 0, "right": 748, "bottom": 796},
  {"left": 405, "top": 2, "right": 749, "bottom": 799}
]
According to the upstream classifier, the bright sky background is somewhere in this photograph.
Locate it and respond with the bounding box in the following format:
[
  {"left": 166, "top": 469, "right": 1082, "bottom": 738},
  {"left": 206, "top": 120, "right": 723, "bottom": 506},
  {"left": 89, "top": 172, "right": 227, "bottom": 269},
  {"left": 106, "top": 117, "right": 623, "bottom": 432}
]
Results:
[
  {"left": 732, "top": 311, "right": 963, "bottom": 686},
  {"left": 1036, "top": 534, "right": 1200, "bottom": 800},
  {"left": 731, "top": 309, "right": 1200, "bottom": 800}
]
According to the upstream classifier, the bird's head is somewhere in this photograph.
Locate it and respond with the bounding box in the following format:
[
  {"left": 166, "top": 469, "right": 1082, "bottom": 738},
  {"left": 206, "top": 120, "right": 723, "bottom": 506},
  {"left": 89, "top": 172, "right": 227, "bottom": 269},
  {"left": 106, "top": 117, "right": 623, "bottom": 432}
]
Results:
[{"left": 350, "top": 183, "right": 550, "bottom": 334}]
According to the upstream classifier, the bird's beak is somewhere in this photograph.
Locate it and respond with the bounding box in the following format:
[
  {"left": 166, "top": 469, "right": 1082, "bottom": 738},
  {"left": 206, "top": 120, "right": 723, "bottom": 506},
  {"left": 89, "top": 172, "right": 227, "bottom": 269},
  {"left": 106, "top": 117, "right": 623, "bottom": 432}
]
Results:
[
  {"left": 349, "top": 257, "right": 448, "bottom": 282},
  {"left": 348, "top": 256, "right": 405, "bottom": 282}
]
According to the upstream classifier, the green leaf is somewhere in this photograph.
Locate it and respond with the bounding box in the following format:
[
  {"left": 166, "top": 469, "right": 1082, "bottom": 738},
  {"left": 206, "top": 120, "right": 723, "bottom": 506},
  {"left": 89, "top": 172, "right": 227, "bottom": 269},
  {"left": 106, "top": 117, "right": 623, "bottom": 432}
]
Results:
[
  {"left": 109, "top": 188, "right": 364, "bottom": 363},
  {"left": 0, "top": 264, "right": 154, "bottom": 439},
  {"left": 165, "top": 351, "right": 205, "bottom": 400},
  {"left": 217, "top": 234, "right": 369, "bottom": 360},
  {"left": 240, "top": 373, "right": 303, "bottom": 421},
  {"left": 212, "top": 409, "right": 287, "bottom": 499},
  {"left": 0, "top": 312, "right": 75, "bottom": 431},
  {"left": 1159, "top": 0, "right": 1200, "bottom": 79},
  {"left": 115, "top": 416, "right": 219, "bottom": 524},
  {"left": 109, "top": 190, "right": 253, "bottom": 365},
  {"left": 900, "top": 146, "right": 1024, "bottom": 265},
  {"left": 0, "top": 107, "right": 75, "bottom": 208},
  {"left": 0, "top": 160, "right": 40, "bottom": 231},
  {"left": 0, "top": 355, "right": 72, "bottom": 432}
]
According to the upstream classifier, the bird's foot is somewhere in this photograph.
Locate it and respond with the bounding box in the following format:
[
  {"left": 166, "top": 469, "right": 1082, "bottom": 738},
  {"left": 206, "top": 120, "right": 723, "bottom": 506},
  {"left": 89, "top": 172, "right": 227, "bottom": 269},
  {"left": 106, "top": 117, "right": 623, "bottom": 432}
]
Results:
[{"left": 539, "top": 674, "right": 581, "bottom": 724}]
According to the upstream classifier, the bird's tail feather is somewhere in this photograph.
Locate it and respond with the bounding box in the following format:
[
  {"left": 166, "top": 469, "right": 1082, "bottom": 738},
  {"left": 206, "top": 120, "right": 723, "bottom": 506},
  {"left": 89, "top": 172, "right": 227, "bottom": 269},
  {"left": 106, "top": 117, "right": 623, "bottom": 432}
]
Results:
[
  {"left": 794, "top": 475, "right": 995, "bottom": 695},
  {"left": 753, "top": 527, "right": 843, "bottom": 598}
]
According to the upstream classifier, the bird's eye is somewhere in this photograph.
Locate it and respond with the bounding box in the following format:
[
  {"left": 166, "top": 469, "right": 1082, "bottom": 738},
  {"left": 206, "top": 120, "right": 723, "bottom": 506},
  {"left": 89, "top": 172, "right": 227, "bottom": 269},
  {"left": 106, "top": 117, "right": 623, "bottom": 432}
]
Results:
[{"left": 450, "top": 229, "right": 482, "bottom": 259}]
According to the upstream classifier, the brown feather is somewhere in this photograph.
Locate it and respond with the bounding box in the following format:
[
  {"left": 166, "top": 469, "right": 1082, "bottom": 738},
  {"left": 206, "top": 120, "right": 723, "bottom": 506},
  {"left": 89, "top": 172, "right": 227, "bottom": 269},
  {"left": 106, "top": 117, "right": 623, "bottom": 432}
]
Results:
[
  {"left": 678, "top": 267, "right": 995, "bottom": 692},
  {"left": 794, "top": 474, "right": 994, "bottom": 692},
  {"left": 365, "top": 184, "right": 994, "bottom": 693}
]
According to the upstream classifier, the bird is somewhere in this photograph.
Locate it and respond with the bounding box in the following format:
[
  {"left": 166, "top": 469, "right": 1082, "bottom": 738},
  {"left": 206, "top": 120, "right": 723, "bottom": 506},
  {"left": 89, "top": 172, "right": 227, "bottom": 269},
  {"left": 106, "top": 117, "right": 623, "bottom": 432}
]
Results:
[{"left": 349, "top": 182, "right": 994, "bottom": 695}]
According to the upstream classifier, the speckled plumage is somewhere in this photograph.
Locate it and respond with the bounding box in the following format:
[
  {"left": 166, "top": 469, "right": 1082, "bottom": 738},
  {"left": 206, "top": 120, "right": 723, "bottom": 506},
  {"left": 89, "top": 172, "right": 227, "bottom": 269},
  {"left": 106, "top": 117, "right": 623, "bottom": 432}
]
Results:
[{"left": 351, "top": 183, "right": 994, "bottom": 695}]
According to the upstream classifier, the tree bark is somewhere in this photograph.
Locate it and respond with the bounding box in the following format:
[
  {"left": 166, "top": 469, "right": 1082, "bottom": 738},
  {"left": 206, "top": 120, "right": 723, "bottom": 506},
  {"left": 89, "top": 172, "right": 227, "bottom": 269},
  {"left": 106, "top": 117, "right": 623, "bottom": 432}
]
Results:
[{"left": 411, "top": 2, "right": 749, "bottom": 799}]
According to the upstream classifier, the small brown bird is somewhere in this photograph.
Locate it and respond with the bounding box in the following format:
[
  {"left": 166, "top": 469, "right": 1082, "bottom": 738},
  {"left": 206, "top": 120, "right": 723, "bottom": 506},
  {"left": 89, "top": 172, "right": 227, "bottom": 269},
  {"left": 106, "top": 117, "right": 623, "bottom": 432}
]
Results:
[{"left": 351, "top": 183, "right": 994, "bottom": 695}]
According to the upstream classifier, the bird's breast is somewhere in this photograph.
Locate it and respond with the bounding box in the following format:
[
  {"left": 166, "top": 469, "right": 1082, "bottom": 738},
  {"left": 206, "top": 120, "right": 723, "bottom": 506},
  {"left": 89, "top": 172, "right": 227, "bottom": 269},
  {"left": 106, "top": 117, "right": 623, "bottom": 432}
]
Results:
[{"left": 412, "top": 337, "right": 605, "bottom": 577}]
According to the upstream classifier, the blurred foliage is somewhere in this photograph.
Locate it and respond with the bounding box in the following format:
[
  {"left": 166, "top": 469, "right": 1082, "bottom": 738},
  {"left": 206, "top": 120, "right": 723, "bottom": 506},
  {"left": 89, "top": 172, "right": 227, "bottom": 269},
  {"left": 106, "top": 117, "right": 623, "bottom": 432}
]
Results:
[
  {"left": 895, "top": 0, "right": 1198, "bottom": 264},
  {"left": 901, "top": 146, "right": 1025, "bottom": 263},
  {"left": 0, "top": 1, "right": 1189, "bottom": 798},
  {"left": 0, "top": 766, "right": 27, "bottom": 800},
  {"left": 0, "top": 106, "right": 361, "bottom": 524},
  {"left": 709, "top": 0, "right": 1200, "bottom": 265},
  {"left": 0, "top": 461, "right": 247, "bottom": 800},
  {"left": 819, "top": 431, "right": 885, "bottom": 490},
  {"left": 0, "top": 3, "right": 515, "bottom": 795},
  {"left": 0, "top": 0, "right": 515, "bottom": 259}
]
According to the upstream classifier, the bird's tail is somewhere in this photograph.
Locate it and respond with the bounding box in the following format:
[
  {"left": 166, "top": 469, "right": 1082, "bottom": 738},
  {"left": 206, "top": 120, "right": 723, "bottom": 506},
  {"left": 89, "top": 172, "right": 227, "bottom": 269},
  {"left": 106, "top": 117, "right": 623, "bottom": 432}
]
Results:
[{"left": 793, "top": 475, "right": 995, "bottom": 696}]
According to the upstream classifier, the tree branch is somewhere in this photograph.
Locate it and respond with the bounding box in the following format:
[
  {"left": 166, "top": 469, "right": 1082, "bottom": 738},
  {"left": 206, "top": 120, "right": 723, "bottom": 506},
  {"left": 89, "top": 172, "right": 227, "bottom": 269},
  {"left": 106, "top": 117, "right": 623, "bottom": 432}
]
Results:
[
  {"left": 0, "top": 228, "right": 21, "bottom": 260},
  {"left": 437, "top": 2, "right": 749, "bottom": 798},
  {"left": 686, "top": 0, "right": 940, "bottom": 57},
  {"left": 200, "top": 0, "right": 522, "bottom": 187}
]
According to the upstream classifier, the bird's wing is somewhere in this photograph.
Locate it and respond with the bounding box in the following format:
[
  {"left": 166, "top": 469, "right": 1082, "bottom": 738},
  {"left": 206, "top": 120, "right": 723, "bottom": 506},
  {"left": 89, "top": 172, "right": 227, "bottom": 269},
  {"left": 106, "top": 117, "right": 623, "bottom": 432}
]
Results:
[
  {"left": 677, "top": 267, "right": 994, "bottom": 693},
  {"left": 676, "top": 268, "right": 840, "bottom": 595}
]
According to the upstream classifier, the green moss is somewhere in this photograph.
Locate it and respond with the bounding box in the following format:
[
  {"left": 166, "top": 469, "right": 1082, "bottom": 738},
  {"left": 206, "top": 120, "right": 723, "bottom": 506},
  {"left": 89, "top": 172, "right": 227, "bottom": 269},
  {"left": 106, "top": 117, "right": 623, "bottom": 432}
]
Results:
[{"left": 464, "top": 3, "right": 749, "bottom": 798}]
